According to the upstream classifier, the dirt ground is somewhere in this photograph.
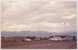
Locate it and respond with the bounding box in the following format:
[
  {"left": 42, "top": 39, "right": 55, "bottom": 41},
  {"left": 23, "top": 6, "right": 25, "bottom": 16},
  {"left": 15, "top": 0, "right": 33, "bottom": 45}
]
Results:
[{"left": 1, "top": 37, "right": 77, "bottom": 49}]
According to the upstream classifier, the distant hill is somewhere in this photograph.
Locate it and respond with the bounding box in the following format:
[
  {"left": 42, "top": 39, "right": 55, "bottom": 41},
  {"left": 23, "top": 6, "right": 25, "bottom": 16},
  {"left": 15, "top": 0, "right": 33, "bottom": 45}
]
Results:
[{"left": 1, "top": 31, "right": 77, "bottom": 37}]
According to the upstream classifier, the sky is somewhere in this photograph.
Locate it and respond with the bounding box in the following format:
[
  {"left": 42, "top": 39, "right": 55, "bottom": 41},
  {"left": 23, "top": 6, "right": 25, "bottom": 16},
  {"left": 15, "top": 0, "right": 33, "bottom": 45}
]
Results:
[{"left": 1, "top": 0, "right": 76, "bottom": 33}]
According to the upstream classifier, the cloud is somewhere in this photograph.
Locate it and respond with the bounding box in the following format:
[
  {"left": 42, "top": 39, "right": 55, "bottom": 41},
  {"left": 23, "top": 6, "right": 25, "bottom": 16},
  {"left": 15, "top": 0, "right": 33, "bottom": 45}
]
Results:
[
  {"left": 61, "top": 14, "right": 76, "bottom": 19},
  {"left": 2, "top": 0, "right": 76, "bottom": 32}
]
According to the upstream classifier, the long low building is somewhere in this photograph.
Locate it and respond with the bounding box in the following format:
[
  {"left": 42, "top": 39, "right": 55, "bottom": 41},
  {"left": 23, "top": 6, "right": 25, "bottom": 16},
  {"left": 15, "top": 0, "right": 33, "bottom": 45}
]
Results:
[{"left": 48, "top": 35, "right": 74, "bottom": 41}]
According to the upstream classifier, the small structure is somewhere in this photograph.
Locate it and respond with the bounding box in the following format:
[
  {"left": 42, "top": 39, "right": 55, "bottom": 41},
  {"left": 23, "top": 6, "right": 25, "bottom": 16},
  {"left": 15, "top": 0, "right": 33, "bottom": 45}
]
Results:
[
  {"left": 49, "top": 36, "right": 63, "bottom": 41},
  {"left": 34, "top": 37, "right": 41, "bottom": 40},
  {"left": 24, "top": 38, "right": 32, "bottom": 42}
]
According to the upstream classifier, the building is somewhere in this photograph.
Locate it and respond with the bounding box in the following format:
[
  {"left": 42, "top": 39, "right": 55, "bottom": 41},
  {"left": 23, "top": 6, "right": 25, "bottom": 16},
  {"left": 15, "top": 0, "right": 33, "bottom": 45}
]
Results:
[
  {"left": 49, "top": 35, "right": 74, "bottom": 41},
  {"left": 49, "top": 36, "right": 63, "bottom": 41}
]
